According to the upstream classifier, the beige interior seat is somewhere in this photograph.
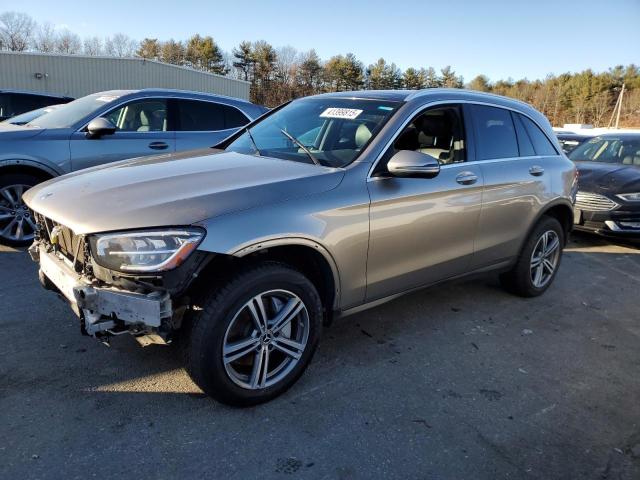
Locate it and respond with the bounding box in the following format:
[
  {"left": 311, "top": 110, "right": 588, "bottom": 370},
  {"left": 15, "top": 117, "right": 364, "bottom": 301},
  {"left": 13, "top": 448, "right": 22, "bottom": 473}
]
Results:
[
  {"left": 355, "top": 123, "right": 372, "bottom": 148},
  {"left": 137, "top": 110, "right": 150, "bottom": 132}
]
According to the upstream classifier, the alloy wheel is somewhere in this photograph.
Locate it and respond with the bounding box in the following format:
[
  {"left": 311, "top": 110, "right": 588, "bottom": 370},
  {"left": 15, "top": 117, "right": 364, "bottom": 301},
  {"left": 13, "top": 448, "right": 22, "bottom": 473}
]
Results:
[
  {"left": 0, "top": 184, "right": 36, "bottom": 244},
  {"left": 530, "top": 230, "right": 560, "bottom": 288},
  {"left": 222, "top": 289, "right": 310, "bottom": 390}
]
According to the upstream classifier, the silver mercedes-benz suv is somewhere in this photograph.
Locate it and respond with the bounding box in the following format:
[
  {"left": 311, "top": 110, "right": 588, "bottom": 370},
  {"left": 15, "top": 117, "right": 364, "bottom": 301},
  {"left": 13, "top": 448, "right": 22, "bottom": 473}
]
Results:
[{"left": 24, "top": 89, "right": 577, "bottom": 406}]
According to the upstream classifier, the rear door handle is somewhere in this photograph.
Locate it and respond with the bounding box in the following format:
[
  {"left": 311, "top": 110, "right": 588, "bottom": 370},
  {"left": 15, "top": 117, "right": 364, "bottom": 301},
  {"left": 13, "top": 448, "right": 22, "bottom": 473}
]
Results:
[
  {"left": 148, "top": 141, "right": 169, "bottom": 150},
  {"left": 456, "top": 172, "right": 478, "bottom": 185},
  {"left": 529, "top": 165, "right": 545, "bottom": 176}
]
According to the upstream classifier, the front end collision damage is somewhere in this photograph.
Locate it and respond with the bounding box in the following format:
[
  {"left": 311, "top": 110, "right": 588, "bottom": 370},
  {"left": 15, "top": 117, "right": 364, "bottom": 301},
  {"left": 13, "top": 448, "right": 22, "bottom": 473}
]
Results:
[{"left": 30, "top": 234, "right": 215, "bottom": 345}]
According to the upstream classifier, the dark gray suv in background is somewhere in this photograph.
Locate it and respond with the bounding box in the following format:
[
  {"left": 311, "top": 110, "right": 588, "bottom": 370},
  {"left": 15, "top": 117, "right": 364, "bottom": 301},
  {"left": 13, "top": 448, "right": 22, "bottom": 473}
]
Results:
[
  {"left": 0, "top": 89, "right": 267, "bottom": 245},
  {"left": 24, "top": 89, "right": 577, "bottom": 406}
]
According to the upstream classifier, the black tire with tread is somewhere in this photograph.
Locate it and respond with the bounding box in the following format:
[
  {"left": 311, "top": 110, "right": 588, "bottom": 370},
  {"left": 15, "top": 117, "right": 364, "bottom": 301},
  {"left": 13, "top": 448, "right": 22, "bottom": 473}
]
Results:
[
  {"left": 183, "top": 261, "right": 322, "bottom": 407},
  {"left": 499, "top": 215, "right": 564, "bottom": 298}
]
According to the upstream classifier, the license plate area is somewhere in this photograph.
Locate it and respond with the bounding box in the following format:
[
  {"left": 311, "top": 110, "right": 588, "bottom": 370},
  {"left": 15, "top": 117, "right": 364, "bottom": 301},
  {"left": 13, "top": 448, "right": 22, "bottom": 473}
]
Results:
[{"left": 40, "top": 249, "right": 82, "bottom": 307}]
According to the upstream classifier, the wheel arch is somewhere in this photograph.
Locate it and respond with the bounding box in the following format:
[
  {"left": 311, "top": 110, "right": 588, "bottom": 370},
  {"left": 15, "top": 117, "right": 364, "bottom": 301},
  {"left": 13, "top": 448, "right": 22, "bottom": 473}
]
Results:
[
  {"left": 233, "top": 238, "right": 341, "bottom": 315},
  {"left": 0, "top": 159, "right": 61, "bottom": 181},
  {"left": 190, "top": 238, "right": 341, "bottom": 322},
  {"left": 524, "top": 198, "right": 574, "bottom": 250}
]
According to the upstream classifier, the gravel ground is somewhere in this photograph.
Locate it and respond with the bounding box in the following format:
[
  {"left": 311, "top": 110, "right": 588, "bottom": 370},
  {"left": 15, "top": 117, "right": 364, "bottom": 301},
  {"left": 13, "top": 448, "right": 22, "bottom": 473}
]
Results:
[{"left": 1, "top": 232, "right": 639, "bottom": 479}]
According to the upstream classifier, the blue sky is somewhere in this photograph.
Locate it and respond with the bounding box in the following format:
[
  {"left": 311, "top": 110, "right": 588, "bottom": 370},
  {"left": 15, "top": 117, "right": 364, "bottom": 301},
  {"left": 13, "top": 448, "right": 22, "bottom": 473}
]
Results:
[{"left": 11, "top": 0, "right": 640, "bottom": 82}]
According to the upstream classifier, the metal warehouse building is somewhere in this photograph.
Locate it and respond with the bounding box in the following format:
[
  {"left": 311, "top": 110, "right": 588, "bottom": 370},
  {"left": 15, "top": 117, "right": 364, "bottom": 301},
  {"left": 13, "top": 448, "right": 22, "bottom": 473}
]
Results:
[{"left": 0, "top": 51, "right": 250, "bottom": 100}]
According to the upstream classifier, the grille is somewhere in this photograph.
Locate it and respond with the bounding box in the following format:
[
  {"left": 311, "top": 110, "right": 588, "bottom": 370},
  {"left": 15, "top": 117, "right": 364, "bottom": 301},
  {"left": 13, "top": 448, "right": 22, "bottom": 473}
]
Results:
[
  {"left": 35, "top": 213, "right": 86, "bottom": 266},
  {"left": 575, "top": 191, "right": 619, "bottom": 212}
]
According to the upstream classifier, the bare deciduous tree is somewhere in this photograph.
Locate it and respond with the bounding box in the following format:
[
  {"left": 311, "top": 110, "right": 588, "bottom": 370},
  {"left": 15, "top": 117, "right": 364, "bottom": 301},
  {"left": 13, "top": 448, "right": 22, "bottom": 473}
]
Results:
[
  {"left": 33, "top": 21, "right": 56, "bottom": 52},
  {"left": 83, "top": 36, "right": 103, "bottom": 56},
  {"left": 0, "top": 11, "right": 35, "bottom": 51},
  {"left": 104, "top": 33, "right": 137, "bottom": 57},
  {"left": 55, "top": 29, "right": 81, "bottom": 54}
]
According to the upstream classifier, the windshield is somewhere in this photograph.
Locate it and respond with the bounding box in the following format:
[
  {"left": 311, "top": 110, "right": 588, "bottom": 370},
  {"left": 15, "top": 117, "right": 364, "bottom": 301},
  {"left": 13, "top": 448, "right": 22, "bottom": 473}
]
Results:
[
  {"left": 225, "top": 97, "right": 401, "bottom": 168},
  {"left": 2, "top": 105, "right": 59, "bottom": 125},
  {"left": 568, "top": 136, "right": 640, "bottom": 165},
  {"left": 29, "top": 93, "right": 123, "bottom": 129}
]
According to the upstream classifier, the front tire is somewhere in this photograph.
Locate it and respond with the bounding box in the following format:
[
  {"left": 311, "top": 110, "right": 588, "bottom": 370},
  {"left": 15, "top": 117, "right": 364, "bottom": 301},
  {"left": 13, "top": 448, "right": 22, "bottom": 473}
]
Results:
[
  {"left": 500, "top": 216, "right": 564, "bottom": 297},
  {"left": 184, "top": 262, "right": 322, "bottom": 406}
]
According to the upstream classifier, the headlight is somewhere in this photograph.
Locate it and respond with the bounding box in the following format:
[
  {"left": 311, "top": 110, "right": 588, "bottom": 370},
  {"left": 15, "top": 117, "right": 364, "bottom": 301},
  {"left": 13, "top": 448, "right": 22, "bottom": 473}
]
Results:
[
  {"left": 90, "top": 228, "right": 204, "bottom": 273},
  {"left": 617, "top": 192, "right": 640, "bottom": 202}
]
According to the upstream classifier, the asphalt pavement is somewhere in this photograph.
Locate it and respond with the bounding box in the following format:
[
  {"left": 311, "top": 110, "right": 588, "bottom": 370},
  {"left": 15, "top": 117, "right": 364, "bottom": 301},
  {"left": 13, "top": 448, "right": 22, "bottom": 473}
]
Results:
[{"left": 1, "top": 232, "right": 639, "bottom": 479}]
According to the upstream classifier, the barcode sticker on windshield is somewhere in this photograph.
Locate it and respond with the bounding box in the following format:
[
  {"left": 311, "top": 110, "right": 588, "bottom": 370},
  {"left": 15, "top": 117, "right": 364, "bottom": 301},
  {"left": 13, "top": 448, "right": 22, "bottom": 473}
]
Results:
[{"left": 320, "top": 108, "right": 363, "bottom": 120}]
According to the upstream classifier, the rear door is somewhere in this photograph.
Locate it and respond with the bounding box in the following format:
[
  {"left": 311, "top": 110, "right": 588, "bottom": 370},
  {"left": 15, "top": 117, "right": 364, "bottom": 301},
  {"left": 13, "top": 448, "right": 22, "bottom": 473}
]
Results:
[
  {"left": 366, "top": 104, "right": 484, "bottom": 301},
  {"left": 174, "top": 99, "right": 251, "bottom": 151},
  {"left": 69, "top": 98, "right": 176, "bottom": 171},
  {"left": 468, "top": 104, "right": 558, "bottom": 269}
]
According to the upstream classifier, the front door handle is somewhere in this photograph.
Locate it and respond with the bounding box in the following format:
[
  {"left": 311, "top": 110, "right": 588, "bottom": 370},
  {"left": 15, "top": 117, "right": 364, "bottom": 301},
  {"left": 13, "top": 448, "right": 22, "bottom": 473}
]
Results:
[
  {"left": 148, "top": 141, "right": 169, "bottom": 150},
  {"left": 529, "top": 165, "right": 545, "bottom": 176},
  {"left": 456, "top": 172, "right": 478, "bottom": 185}
]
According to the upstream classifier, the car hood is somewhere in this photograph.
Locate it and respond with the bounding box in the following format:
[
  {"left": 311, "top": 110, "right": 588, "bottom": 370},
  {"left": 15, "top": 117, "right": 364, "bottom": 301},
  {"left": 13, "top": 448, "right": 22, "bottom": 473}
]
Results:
[
  {"left": 0, "top": 123, "right": 46, "bottom": 140},
  {"left": 575, "top": 161, "right": 640, "bottom": 194},
  {"left": 24, "top": 150, "right": 345, "bottom": 234}
]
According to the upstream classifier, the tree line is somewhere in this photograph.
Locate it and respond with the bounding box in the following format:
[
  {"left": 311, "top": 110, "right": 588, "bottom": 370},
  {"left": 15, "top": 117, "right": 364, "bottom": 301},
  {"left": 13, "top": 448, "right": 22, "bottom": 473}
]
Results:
[{"left": 1, "top": 10, "right": 638, "bottom": 126}]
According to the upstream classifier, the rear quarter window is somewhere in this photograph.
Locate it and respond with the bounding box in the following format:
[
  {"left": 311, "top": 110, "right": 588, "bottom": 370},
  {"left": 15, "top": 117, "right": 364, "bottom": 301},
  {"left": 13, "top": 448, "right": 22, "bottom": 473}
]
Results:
[
  {"left": 519, "top": 114, "right": 558, "bottom": 155},
  {"left": 512, "top": 113, "right": 536, "bottom": 157},
  {"left": 223, "top": 105, "right": 250, "bottom": 129}
]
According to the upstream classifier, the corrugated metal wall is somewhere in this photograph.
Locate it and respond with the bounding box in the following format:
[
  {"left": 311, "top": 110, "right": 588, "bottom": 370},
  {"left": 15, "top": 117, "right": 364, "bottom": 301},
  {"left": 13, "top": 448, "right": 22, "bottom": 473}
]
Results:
[{"left": 0, "top": 52, "right": 250, "bottom": 100}]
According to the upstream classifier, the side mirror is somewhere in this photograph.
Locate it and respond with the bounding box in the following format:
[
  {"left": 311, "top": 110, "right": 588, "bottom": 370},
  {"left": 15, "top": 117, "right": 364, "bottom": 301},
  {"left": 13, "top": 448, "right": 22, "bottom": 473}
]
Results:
[
  {"left": 387, "top": 150, "right": 440, "bottom": 178},
  {"left": 86, "top": 117, "right": 116, "bottom": 138}
]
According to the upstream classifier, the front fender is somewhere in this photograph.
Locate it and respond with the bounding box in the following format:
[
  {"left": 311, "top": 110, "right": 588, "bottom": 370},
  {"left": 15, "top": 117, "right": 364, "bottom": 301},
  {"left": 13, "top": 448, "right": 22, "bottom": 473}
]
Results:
[{"left": 193, "top": 179, "right": 371, "bottom": 309}]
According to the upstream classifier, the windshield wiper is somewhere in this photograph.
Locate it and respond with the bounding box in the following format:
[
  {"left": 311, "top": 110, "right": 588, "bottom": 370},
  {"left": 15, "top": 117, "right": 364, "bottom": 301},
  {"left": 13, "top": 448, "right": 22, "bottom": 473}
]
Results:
[
  {"left": 245, "top": 125, "right": 261, "bottom": 156},
  {"left": 279, "top": 128, "right": 321, "bottom": 166}
]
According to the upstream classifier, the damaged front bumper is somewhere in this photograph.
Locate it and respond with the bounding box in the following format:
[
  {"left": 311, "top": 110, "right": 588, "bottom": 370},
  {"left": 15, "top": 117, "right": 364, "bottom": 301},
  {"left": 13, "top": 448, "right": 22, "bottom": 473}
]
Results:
[{"left": 32, "top": 244, "right": 173, "bottom": 342}]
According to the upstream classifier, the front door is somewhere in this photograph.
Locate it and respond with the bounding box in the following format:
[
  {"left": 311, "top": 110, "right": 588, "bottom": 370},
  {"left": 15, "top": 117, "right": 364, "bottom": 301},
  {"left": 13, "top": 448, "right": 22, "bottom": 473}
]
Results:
[
  {"left": 70, "top": 98, "right": 176, "bottom": 171},
  {"left": 366, "top": 104, "right": 483, "bottom": 301}
]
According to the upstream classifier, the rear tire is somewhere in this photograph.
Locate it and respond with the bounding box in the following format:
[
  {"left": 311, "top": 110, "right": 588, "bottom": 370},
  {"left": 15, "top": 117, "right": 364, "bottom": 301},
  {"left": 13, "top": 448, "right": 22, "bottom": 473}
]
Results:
[
  {"left": 500, "top": 216, "right": 564, "bottom": 297},
  {"left": 183, "top": 262, "right": 322, "bottom": 406},
  {"left": 0, "top": 173, "right": 41, "bottom": 247}
]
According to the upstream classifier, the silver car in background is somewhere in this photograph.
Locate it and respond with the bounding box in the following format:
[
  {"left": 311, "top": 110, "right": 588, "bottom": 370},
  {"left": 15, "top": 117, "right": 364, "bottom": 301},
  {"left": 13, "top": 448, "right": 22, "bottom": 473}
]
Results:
[
  {"left": 24, "top": 89, "right": 576, "bottom": 406},
  {"left": 0, "top": 89, "right": 267, "bottom": 245}
]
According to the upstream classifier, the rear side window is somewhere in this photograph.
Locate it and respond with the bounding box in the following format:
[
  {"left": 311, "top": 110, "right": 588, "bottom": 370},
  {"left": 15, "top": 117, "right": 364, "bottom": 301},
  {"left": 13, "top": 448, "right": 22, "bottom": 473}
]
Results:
[
  {"left": 512, "top": 113, "right": 535, "bottom": 157},
  {"left": 519, "top": 114, "right": 558, "bottom": 155},
  {"left": 470, "top": 105, "right": 518, "bottom": 160},
  {"left": 177, "top": 100, "right": 249, "bottom": 131}
]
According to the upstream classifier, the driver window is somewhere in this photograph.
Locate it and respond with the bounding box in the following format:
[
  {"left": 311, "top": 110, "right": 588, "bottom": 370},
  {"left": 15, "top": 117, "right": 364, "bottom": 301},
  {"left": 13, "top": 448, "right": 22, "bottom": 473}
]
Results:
[
  {"left": 376, "top": 104, "right": 465, "bottom": 174},
  {"left": 102, "top": 99, "right": 168, "bottom": 132}
]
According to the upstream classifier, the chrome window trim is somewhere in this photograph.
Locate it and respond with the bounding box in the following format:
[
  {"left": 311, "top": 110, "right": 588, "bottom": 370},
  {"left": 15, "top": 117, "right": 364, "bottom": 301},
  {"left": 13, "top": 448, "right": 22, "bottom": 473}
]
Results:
[
  {"left": 76, "top": 95, "right": 250, "bottom": 133},
  {"left": 366, "top": 99, "right": 560, "bottom": 180},
  {"left": 367, "top": 155, "right": 547, "bottom": 182},
  {"left": 175, "top": 126, "right": 240, "bottom": 134}
]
